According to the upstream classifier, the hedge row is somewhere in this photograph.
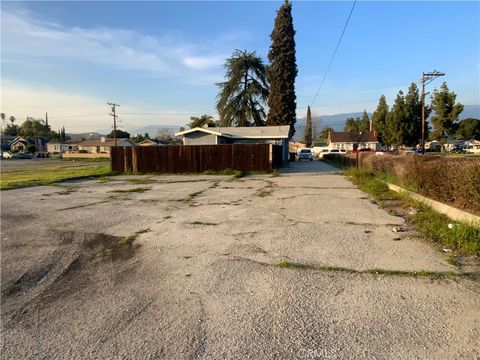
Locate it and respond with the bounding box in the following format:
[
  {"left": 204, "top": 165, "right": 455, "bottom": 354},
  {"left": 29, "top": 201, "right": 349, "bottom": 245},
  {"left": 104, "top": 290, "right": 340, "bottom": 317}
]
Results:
[{"left": 325, "top": 153, "right": 480, "bottom": 215}]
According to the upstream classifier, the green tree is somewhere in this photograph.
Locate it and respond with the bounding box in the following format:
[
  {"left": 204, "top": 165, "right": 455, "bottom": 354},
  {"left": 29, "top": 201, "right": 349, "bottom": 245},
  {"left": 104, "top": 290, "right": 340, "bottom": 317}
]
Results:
[
  {"left": 403, "top": 82, "right": 431, "bottom": 146},
  {"left": 304, "top": 106, "right": 313, "bottom": 147},
  {"left": 430, "top": 82, "right": 463, "bottom": 141},
  {"left": 216, "top": 50, "right": 269, "bottom": 127},
  {"left": 371, "top": 95, "right": 388, "bottom": 144},
  {"left": 455, "top": 118, "right": 480, "bottom": 140},
  {"left": 266, "top": 0, "right": 298, "bottom": 138},
  {"left": 4, "top": 123, "right": 19, "bottom": 136},
  {"left": 385, "top": 90, "right": 407, "bottom": 147},
  {"left": 319, "top": 126, "right": 334, "bottom": 141},
  {"left": 188, "top": 115, "right": 217, "bottom": 128},
  {"left": 19, "top": 117, "right": 56, "bottom": 141},
  {"left": 107, "top": 129, "right": 130, "bottom": 139},
  {"left": 344, "top": 117, "right": 358, "bottom": 132},
  {"left": 359, "top": 111, "right": 370, "bottom": 132}
]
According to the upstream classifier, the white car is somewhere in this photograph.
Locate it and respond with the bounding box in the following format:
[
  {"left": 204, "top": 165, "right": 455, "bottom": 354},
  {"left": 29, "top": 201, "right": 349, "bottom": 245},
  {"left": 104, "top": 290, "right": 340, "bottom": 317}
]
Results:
[{"left": 298, "top": 148, "right": 314, "bottom": 161}]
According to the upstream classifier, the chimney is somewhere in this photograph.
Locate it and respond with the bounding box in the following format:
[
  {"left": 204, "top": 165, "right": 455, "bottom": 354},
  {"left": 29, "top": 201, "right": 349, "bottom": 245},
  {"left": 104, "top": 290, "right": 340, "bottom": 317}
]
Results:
[{"left": 101, "top": 136, "right": 106, "bottom": 143}]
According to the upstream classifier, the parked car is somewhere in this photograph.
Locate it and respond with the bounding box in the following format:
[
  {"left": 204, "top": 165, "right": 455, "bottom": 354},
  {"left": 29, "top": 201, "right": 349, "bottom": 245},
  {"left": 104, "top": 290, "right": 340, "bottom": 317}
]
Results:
[
  {"left": 2, "top": 151, "right": 13, "bottom": 158},
  {"left": 11, "top": 152, "right": 33, "bottom": 159},
  {"left": 298, "top": 148, "right": 314, "bottom": 161}
]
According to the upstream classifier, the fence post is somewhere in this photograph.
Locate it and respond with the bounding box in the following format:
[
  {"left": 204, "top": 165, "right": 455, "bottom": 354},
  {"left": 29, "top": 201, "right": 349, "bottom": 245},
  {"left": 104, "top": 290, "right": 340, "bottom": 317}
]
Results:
[
  {"left": 132, "top": 146, "right": 138, "bottom": 173},
  {"left": 269, "top": 144, "right": 273, "bottom": 172}
]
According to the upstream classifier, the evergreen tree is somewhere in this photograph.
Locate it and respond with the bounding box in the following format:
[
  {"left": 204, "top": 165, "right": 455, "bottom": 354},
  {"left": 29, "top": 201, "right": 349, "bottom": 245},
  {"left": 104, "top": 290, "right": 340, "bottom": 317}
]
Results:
[
  {"left": 371, "top": 95, "right": 389, "bottom": 144},
  {"left": 430, "top": 82, "right": 464, "bottom": 141},
  {"left": 385, "top": 90, "right": 407, "bottom": 146},
  {"left": 266, "top": 0, "right": 298, "bottom": 138},
  {"left": 19, "top": 117, "right": 57, "bottom": 141},
  {"left": 344, "top": 117, "right": 358, "bottom": 132},
  {"left": 304, "top": 106, "right": 313, "bottom": 147},
  {"left": 359, "top": 110, "right": 370, "bottom": 132},
  {"left": 319, "top": 126, "right": 334, "bottom": 141},
  {"left": 455, "top": 118, "right": 480, "bottom": 140},
  {"left": 404, "top": 82, "right": 431, "bottom": 146},
  {"left": 216, "top": 50, "right": 269, "bottom": 127}
]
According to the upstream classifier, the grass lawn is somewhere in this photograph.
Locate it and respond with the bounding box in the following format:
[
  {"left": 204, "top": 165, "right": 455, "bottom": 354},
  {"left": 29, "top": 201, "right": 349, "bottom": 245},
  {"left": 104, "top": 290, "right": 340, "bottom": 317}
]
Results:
[{"left": 0, "top": 164, "right": 114, "bottom": 190}]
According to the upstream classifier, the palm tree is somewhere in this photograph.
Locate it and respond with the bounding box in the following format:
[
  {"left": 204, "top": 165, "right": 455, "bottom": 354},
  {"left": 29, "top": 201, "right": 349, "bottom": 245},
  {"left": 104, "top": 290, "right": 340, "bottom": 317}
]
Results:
[
  {"left": 188, "top": 115, "right": 217, "bottom": 128},
  {"left": 216, "top": 50, "right": 269, "bottom": 127}
]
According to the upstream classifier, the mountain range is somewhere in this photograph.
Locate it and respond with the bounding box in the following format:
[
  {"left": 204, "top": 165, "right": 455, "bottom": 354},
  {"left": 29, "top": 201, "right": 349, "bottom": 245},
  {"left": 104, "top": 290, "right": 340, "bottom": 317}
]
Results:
[{"left": 68, "top": 105, "right": 479, "bottom": 140}]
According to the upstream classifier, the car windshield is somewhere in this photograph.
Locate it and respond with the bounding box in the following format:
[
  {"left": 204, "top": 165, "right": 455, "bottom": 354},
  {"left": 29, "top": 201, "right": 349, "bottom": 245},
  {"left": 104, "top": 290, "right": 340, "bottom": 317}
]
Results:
[{"left": 300, "top": 149, "right": 311, "bottom": 153}]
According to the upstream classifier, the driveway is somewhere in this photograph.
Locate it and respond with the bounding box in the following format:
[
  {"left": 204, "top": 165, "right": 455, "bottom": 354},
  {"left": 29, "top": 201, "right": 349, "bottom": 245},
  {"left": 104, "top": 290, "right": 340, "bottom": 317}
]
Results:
[
  {"left": 279, "top": 159, "right": 340, "bottom": 174},
  {"left": 1, "top": 172, "right": 479, "bottom": 359}
]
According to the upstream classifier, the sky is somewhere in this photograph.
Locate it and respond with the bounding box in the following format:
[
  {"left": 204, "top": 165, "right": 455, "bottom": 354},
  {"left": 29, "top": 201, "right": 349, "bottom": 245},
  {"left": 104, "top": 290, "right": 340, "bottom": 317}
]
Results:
[{"left": 1, "top": 1, "right": 479, "bottom": 134}]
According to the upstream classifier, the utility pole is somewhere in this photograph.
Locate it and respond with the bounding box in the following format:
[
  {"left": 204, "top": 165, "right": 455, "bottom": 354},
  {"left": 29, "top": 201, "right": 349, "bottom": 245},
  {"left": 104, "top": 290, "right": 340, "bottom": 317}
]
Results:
[
  {"left": 107, "top": 102, "right": 120, "bottom": 146},
  {"left": 421, "top": 70, "right": 445, "bottom": 154}
]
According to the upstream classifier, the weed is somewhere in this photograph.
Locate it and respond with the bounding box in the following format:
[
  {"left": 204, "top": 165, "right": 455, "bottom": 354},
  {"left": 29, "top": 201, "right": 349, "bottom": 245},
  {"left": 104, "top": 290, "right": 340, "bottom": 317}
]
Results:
[
  {"left": 109, "top": 187, "right": 151, "bottom": 193},
  {"left": 117, "top": 228, "right": 150, "bottom": 247},
  {"left": 346, "top": 168, "right": 480, "bottom": 257},
  {"left": 125, "top": 177, "right": 158, "bottom": 184},
  {"left": 190, "top": 220, "right": 218, "bottom": 226},
  {"left": 276, "top": 260, "right": 473, "bottom": 279},
  {"left": 58, "top": 200, "right": 109, "bottom": 211},
  {"left": 445, "top": 253, "right": 461, "bottom": 267}
]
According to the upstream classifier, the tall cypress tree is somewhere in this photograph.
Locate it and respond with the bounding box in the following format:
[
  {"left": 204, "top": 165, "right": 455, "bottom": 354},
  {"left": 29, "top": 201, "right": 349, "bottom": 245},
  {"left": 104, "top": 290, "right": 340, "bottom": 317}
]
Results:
[
  {"left": 359, "top": 110, "right": 370, "bottom": 132},
  {"left": 385, "top": 90, "right": 407, "bottom": 147},
  {"left": 267, "top": 0, "right": 298, "bottom": 138},
  {"left": 304, "top": 106, "right": 313, "bottom": 147},
  {"left": 404, "top": 82, "right": 429, "bottom": 146},
  {"left": 371, "top": 95, "right": 389, "bottom": 144}
]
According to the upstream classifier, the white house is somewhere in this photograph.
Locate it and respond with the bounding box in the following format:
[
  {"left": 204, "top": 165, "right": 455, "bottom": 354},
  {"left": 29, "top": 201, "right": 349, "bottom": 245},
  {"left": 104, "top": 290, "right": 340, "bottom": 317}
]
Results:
[
  {"left": 175, "top": 125, "right": 291, "bottom": 162},
  {"left": 47, "top": 139, "right": 80, "bottom": 154},
  {"left": 76, "top": 137, "right": 135, "bottom": 154},
  {"left": 327, "top": 131, "right": 380, "bottom": 151}
]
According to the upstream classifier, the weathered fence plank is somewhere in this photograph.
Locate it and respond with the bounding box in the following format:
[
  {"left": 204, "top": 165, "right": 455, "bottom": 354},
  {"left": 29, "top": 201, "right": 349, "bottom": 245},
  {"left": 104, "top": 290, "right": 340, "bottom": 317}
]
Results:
[{"left": 111, "top": 144, "right": 283, "bottom": 174}]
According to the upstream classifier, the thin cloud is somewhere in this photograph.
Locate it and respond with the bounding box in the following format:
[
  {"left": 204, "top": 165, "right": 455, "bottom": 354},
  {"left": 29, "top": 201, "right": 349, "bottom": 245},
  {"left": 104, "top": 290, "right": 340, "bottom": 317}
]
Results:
[{"left": 1, "top": 9, "right": 234, "bottom": 77}]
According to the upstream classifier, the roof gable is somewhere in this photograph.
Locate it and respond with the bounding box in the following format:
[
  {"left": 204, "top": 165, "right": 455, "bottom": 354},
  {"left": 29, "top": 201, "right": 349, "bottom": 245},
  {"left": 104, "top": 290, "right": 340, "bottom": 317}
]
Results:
[
  {"left": 176, "top": 125, "right": 290, "bottom": 139},
  {"left": 329, "top": 131, "right": 378, "bottom": 143}
]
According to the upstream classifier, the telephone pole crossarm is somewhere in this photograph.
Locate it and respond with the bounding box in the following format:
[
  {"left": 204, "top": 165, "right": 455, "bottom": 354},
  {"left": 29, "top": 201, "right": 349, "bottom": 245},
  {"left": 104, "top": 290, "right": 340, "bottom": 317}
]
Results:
[{"left": 421, "top": 70, "right": 445, "bottom": 154}]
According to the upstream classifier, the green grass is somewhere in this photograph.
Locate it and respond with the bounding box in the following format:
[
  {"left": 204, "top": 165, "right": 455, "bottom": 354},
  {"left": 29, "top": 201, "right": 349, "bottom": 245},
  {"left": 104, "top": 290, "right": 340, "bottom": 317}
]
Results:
[
  {"left": 1, "top": 165, "right": 114, "bottom": 190},
  {"left": 276, "top": 260, "right": 474, "bottom": 279},
  {"left": 202, "top": 168, "right": 245, "bottom": 178},
  {"left": 117, "top": 228, "right": 150, "bottom": 247},
  {"left": 345, "top": 167, "right": 480, "bottom": 257},
  {"left": 109, "top": 187, "right": 151, "bottom": 193},
  {"left": 57, "top": 157, "right": 110, "bottom": 162}
]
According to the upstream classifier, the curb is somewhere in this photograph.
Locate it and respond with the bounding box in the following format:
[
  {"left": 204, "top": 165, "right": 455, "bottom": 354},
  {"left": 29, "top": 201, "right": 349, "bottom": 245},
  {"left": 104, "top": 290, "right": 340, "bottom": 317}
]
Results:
[{"left": 385, "top": 182, "right": 480, "bottom": 226}]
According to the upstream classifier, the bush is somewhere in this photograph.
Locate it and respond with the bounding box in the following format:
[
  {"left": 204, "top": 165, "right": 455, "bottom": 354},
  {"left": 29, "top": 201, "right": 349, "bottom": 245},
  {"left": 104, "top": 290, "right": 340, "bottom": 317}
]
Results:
[{"left": 360, "top": 154, "right": 480, "bottom": 215}]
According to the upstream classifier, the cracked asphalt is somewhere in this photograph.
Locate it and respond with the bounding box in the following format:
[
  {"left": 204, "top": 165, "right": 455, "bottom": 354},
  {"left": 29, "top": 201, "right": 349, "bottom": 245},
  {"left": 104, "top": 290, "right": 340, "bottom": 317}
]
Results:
[{"left": 1, "top": 162, "right": 479, "bottom": 359}]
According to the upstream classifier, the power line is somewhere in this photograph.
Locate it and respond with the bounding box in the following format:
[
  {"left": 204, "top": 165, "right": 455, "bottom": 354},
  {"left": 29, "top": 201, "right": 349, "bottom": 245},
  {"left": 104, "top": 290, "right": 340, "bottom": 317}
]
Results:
[{"left": 311, "top": 0, "right": 357, "bottom": 107}]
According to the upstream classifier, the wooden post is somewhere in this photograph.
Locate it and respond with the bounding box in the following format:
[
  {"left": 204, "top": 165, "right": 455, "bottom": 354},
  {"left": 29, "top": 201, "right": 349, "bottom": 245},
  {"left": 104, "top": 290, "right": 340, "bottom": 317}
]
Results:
[
  {"left": 268, "top": 143, "right": 273, "bottom": 172},
  {"left": 132, "top": 146, "right": 138, "bottom": 173}
]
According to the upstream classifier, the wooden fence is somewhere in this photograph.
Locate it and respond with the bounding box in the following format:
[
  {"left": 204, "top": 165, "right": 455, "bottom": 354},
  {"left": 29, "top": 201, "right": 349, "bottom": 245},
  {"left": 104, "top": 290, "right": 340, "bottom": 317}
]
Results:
[{"left": 111, "top": 144, "right": 283, "bottom": 174}]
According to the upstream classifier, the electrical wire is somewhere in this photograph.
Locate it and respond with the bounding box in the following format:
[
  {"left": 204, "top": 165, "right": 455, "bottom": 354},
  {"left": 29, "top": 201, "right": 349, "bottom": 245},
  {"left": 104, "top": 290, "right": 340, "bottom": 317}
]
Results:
[{"left": 311, "top": 0, "right": 357, "bottom": 107}]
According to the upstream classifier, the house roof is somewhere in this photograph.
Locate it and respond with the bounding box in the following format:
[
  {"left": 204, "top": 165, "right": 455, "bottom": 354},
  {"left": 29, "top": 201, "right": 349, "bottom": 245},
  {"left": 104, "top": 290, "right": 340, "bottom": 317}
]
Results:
[
  {"left": 175, "top": 125, "right": 290, "bottom": 139},
  {"left": 47, "top": 139, "right": 80, "bottom": 145},
  {"left": 137, "top": 139, "right": 159, "bottom": 145},
  {"left": 329, "top": 131, "right": 378, "bottom": 143},
  {"left": 77, "top": 138, "right": 131, "bottom": 147}
]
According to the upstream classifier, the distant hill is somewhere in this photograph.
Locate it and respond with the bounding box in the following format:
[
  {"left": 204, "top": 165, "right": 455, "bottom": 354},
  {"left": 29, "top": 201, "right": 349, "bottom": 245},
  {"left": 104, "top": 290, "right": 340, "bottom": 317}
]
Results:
[
  {"left": 459, "top": 104, "right": 480, "bottom": 120},
  {"left": 68, "top": 132, "right": 104, "bottom": 141},
  {"left": 127, "top": 124, "right": 182, "bottom": 138}
]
